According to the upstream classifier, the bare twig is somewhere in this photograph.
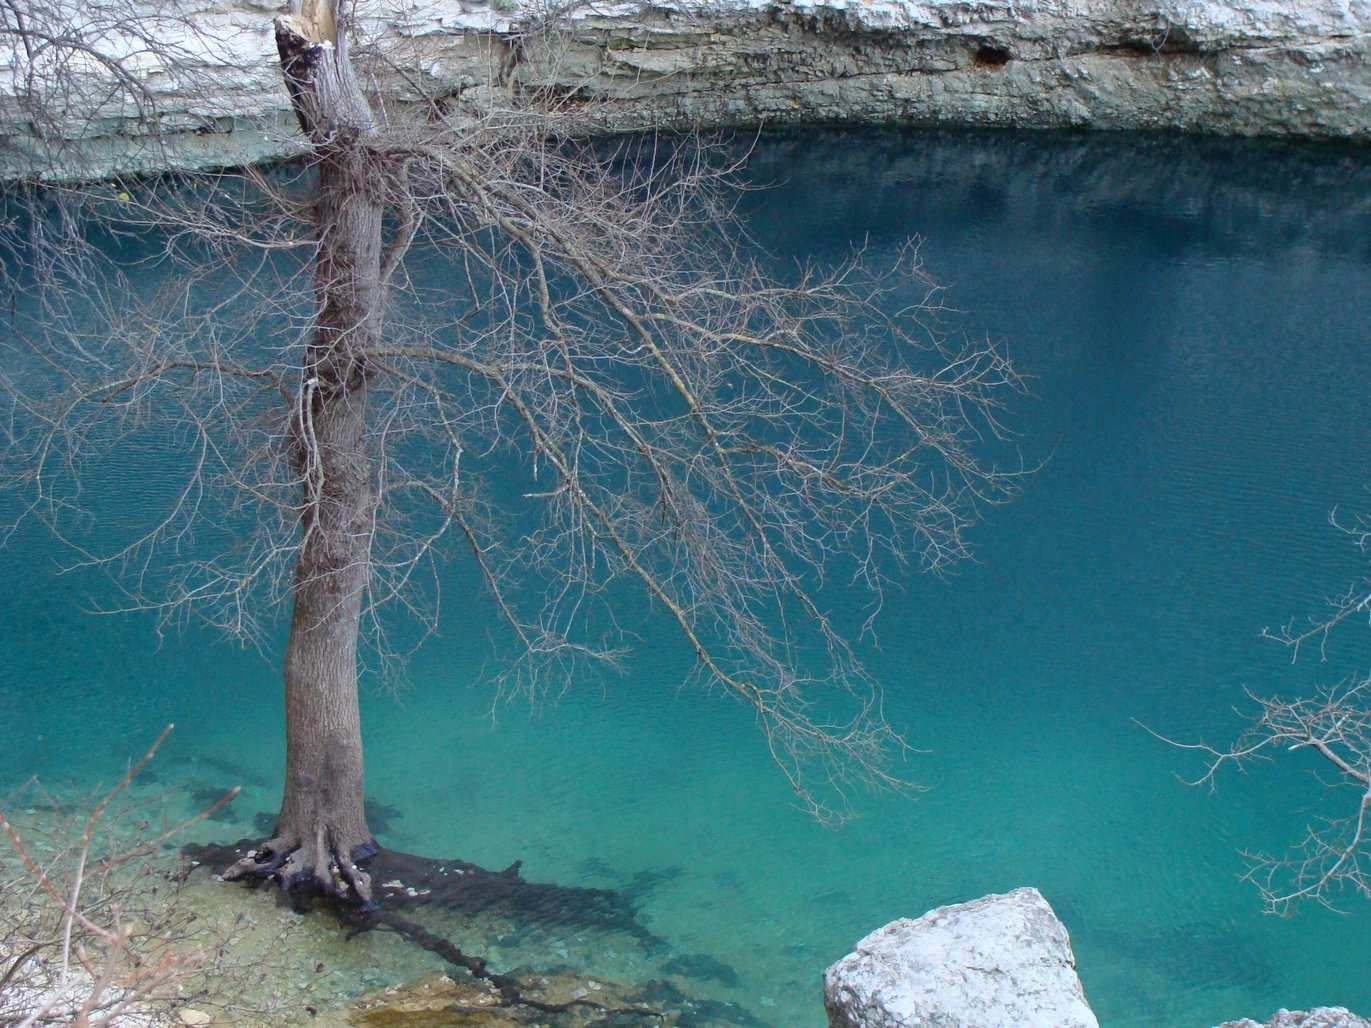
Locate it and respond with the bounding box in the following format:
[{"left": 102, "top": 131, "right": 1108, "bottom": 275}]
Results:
[
  {"left": 1154, "top": 549, "right": 1371, "bottom": 914},
  {"left": 0, "top": 728, "right": 240, "bottom": 1027}
]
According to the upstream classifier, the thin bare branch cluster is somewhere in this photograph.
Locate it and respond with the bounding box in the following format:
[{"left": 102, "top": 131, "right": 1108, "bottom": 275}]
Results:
[
  {"left": 1165, "top": 678, "right": 1371, "bottom": 914},
  {"left": 0, "top": 729, "right": 242, "bottom": 1027},
  {"left": 1162, "top": 505, "right": 1371, "bottom": 914},
  {"left": 1, "top": 0, "right": 1022, "bottom": 820},
  {"left": 1, "top": 172, "right": 314, "bottom": 647},
  {"left": 1261, "top": 507, "right": 1371, "bottom": 661},
  {"left": 358, "top": 123, "right": 1021, "bottom": 811},
  {"left": 0, "top": 0, "right": 241, "bottom": 181}
]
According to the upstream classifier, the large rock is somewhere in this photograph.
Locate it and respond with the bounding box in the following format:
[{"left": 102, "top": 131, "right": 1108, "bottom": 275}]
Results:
[
  {"left": 3, "top": 0, "right": 1370, "bottom": 180},
  {"left": 823, "top": 887, "right": 1098, "bottom": 1028},
  {"left": 1217, "top": 1009, "right": 1371, "bottom": 1028}
]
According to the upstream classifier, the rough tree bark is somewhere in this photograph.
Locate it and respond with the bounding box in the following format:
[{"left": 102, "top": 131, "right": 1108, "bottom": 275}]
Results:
[{"left": 224, "top": 0, "right": 384, "bottom": 907}]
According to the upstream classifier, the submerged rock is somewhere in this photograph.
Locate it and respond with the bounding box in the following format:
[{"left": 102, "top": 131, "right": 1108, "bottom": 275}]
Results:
[
  {"left": 347, "top": 972, "right": 519, "bottom": 1026},
  {"left": 1217, "top": 1009, "right": 1371, "bottom": 1028},
  {"left": 660, "top": 952, "right": 740, "bottom": 987},
  {"left": 823, "top": 886, "right": 1098, "bottom": 1028},
  {"left": 343, "top": 967, "right": 767, "bottom": 1025}
]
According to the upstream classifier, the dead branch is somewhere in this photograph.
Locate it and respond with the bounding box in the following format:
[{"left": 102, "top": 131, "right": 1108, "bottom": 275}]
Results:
[{"left": 0, "top": 728, "right": 241, "bottom": 1026}]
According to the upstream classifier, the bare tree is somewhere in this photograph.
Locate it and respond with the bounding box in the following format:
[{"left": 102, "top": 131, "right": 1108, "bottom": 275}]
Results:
[
  {"left": 1, "top": 0, "right": 1021, "bottom": 911},
  {"left": 1163, "top": 521, "right": 1371, "bottom": 914}
]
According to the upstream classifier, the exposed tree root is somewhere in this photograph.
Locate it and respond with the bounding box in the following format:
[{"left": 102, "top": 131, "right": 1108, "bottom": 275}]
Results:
[
  {"left": 200, "top": 840, "right": 662, "bottom": 945},
  {"left": 219, "top": 830, "right": 380, "bottom": 911}
]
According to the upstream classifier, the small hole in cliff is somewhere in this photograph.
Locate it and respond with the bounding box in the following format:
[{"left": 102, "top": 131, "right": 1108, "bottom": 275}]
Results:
[
  {"left": 973, "top": 46, "right": 1011, "bottom": 69},
  {"left": 1113, "top": 30, "right": 1202, "bottom": 56}
]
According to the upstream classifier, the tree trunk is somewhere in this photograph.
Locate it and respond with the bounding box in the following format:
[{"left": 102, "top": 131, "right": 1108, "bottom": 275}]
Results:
[{"left": 224, "top": 0, "right": 383, "bottom": 908}]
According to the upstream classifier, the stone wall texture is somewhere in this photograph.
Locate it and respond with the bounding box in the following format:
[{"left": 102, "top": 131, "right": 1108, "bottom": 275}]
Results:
[
  {"left": 2, "top": 0, "right": 1369, "bottom": 178},
  {"left": 1218, "top": 1009, "right": 1371, "bottom": 1028}
]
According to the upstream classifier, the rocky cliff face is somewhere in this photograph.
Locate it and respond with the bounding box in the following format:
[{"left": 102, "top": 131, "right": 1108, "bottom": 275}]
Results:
[
  {"left": 2, "top": 0, "right": 1368, "bottom": 179},
  {"left": 548, "top": 0, "right": 1371, "bottom": 137}
]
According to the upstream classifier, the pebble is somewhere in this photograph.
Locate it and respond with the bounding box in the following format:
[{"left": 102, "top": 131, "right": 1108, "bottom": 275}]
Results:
[{"left": 178, "top": 1009, "right": 213, "bottom": 1027}]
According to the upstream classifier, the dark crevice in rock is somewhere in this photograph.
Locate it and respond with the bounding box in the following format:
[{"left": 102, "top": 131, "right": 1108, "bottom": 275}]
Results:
[
  {"left": 1110, "top": 25, "right": 1206, "bottom": 56},
  {"left": 973, "top": 45, "right": 1012, "bottom": 68}
]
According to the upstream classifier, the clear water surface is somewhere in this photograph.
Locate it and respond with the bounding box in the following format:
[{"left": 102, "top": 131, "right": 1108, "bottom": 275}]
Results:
[{"left": 4, "top": 128, "right": 1371, "bottom": 1025}]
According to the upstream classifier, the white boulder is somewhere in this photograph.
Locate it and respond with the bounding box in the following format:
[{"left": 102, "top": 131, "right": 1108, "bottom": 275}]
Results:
[
  {"left": 1217, "top": 1009, "right": 1371, "bottom": 1028},
  {"left": 823, "top": 887, "right": 1098, "bottom": 1028}
]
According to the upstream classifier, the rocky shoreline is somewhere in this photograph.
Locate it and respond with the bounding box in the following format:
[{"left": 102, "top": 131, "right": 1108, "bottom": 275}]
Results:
[
  {"left": 2, "top": 0, "right": 1369, "bottom": 179},
  {"left": 822, "top": 890, "right": 1371, "bottom": 1028}
]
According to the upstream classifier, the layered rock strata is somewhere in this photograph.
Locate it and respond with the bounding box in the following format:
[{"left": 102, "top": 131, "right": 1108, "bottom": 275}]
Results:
[{"left": 2, "top": 0, "right": 1369, "bottom": 179}]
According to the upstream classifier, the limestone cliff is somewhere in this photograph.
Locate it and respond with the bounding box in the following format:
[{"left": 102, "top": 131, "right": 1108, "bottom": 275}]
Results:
[{"left": 2, "top": 0, "right": 1368, "bottom": 179}]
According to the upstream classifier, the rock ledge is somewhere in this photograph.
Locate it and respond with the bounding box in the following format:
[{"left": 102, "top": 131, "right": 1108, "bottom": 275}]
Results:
[{"left": 4, "top": 0, "right": 1371, "bottom": 180}]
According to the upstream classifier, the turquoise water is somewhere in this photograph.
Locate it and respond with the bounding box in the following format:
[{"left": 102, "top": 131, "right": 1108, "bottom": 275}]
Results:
[{"left": 5, "top": 129, "right": 1371, "bottom": 1024}]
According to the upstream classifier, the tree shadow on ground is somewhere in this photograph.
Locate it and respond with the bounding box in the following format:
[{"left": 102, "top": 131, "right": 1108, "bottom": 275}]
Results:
[{"left": 183, "top": 840, "right": 769, "bottom": 1026}]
